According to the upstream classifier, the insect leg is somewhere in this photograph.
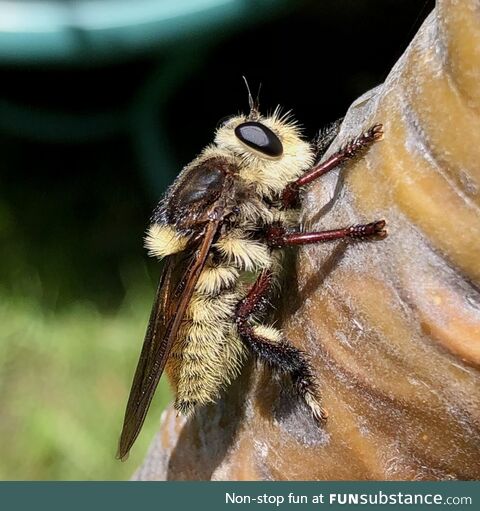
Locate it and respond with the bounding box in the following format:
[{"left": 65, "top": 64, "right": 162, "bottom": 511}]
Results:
[
  {"left": 266, "top": 220, "right": 387, "bottom": 248},
  {"left": 236, "top": 269, "right": 273, "bottom": 321},
  {"left": 240, "top": 325, "right": 327, "bottom": 422},
  {"left": 235, "top": 272, "right": 327, "bottom": 422},
  {"left": 282, "top": 123, "right": 383, "bottom": 208}
]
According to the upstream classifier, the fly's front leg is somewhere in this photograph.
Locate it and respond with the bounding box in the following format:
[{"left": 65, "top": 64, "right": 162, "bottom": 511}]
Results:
[
  {"left": 235, "top": 270, "right": 327, "bottom": 422},
  {"left": 282, "top": 123, "right": 383, "bottom": 209},
  {"left": 266, "top": 220, "right": 387, "bottom": 248}
]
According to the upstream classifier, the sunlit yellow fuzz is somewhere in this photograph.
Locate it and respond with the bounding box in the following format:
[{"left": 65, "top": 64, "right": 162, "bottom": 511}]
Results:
[
  {"left": 197, "top": 144, "right": 237, "bottom": 166},
  {"left": 253, "top": 324, "right": 282, "bottom": 343},
  {"left": 215, "top": 233, "right": 271, "bottom": 271},
  {"left": 195, "top": 265, "right": 239, "bottom": 295},
  {"left": 166, "top": 293, "right": 248, "bottom": 415},
  {"left": 304, "top": 391, "right": 326, "bottom": 422},
  {"left": 222, "top": 325, "right": 249, "bottom": 376},
  {"left": 238, "top": 199, "right": 276, "bottom": 224},
  {"left": 144, "top": 224, "right": 188, "bottom": 259},
  {"left": 214, "top": 110, "right": 315, "bottom": 198},
  {"left": 167, "top": 323, "right": 225, "bottom": 406},
  {"left": 187, "top": 292, "right": 240, "bottom": 323},
  {"left": 187, "top": 321, "right": 231, "bottom": 346}
]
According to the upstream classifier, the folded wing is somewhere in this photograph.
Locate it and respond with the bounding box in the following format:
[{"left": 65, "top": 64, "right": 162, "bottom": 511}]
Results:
[{"left": 117, "top": 220, "right": 221, "bottom": 460}]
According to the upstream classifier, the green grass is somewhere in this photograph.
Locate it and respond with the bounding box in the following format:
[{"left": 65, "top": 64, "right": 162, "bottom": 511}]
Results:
[{"left": 0, "top": 281, "right": 172, "bottom": 480}]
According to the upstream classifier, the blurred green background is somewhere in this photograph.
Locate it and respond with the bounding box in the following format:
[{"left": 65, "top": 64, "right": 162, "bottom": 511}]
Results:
[{"left": 0, "top": 0, "right": 433, "bottom": 480}]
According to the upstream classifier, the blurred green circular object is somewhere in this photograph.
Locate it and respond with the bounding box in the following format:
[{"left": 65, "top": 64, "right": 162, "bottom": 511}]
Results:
[{"left": 0, "top": 0, "right": 284, "bottom": 63}]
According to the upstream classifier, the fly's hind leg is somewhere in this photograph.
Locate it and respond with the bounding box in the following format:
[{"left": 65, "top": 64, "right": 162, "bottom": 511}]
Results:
[
  {"left": 240, "top": 324, "right": 327, "bottom": 422},
  {"left": 235, "top": 270, "right": 327, "bottom": 422}
]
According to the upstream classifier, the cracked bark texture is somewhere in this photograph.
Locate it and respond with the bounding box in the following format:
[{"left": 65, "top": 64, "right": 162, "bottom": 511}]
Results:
[{"left": 133, "top": 0, "right": 480, "bottom": 480}]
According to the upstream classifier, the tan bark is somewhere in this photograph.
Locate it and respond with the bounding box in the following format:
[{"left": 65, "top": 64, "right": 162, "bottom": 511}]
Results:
[{"left": 134, "top": 0, "right": 480, "bottom": 480}]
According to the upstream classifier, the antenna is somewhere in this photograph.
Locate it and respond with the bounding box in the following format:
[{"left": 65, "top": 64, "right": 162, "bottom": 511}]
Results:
[
  {"left": 256, "top": 82, "right": 262, "bottom": 112},
  {"left": 242, "top": 76, "right": 260, "bottom": 118}
]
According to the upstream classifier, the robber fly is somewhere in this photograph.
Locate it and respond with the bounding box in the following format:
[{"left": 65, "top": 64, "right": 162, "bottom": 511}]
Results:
[{"left": 117, "top": 87, "right": 385, "bottom": 460}]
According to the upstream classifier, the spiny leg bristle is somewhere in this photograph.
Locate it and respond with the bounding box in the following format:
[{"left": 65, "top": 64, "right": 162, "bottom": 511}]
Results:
[
  {"left": 174, "top": 400, "right": 197, "bottom": 417},
  {"left": 305, "top": 391, "right": 328, "bottom": 423}
]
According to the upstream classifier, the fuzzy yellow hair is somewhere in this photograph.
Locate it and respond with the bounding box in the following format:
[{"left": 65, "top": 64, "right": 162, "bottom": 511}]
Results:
[
  {"left": 144, "top": 224, "right": 188, "bottom": 259},
  {"left": 195, "top": 265, "right": 239, "bottom": 295},
  {"left": 214, "top": 231, "right": 272, "bottom": 271},
  {"left": 167, "top": 285, "right": 248, "bottom": 415},
  {"left": 214, "top": 109, "right": 315, "bottom": 198},
  {"left": 252, "top": 324, "right": 282, "bottom": 343}
]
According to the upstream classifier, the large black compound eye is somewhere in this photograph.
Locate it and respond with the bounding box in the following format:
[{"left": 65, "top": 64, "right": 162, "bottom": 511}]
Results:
[{"left": 234, "top": 121, "right": 283, "bottom": 158}]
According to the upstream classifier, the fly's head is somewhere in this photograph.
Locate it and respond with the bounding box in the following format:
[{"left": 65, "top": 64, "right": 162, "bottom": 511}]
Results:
[{"left": 214, "top": 109, "right": 315, "bottom": 199}]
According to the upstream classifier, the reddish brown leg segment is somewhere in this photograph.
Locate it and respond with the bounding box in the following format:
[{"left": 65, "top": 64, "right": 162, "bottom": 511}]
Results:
[
  {"left": 266, "top": 220, "right": 387, "bottom": 248},
  {"left": 282, "top": 124, "right": 383, "bottom": 209},
  {"left": 236, "top": 270, "right": 273, "bottom": 327}
]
